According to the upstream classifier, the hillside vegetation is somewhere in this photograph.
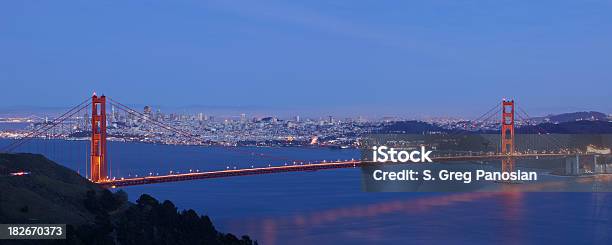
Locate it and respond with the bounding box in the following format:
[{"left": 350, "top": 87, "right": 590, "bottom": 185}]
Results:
[{"left": 0, "top": 153, "right": 256, "bottom": 245}]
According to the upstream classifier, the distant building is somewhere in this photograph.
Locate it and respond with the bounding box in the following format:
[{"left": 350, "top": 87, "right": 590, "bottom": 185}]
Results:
[
  {"left": 587, "top": 145, "right": 611, "bottom": 154},
  {"left": 155, "top": 109, "right": 163, "bottom": 121},
  {"left": 111, "top": 105, "right": 117, "bottom": 122},
  {"left": 144, "top": 106, "right": 152, "bottom": 115},
  {"left": 83, "top": 112, "right": 90, "bottom": 128}
]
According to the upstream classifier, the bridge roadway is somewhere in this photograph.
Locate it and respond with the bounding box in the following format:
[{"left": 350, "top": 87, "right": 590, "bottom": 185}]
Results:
[{"left": 97, "top": 153, "right": 596, "bottom": 188}]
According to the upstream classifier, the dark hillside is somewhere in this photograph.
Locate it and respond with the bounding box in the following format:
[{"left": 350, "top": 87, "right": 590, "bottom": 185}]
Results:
[
  {"left": 0, "top": 153, "right": 101, "bottom": 225},
  {"left": 0, "top": 153, "right": 255, "bottom": 245}
]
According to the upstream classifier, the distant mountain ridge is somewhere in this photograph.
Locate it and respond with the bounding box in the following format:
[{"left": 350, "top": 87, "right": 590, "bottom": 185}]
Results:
[
  {"left": 531, "top": 111, "right": 609, "bottom": 123},
  {"left": 517, "top": 121, "right": 612, "bottom": 134},
  {"left": 380, "top": 120, "right": 612, "bottom": 134}
]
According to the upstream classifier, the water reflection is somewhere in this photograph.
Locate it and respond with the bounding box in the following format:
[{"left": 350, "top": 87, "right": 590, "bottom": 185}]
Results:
[
  {"left": 226, "top": 191, "right": 611, "bottom": 245},
  {"left": 229, "top": 192, "right": 504, "bottom": 245}
]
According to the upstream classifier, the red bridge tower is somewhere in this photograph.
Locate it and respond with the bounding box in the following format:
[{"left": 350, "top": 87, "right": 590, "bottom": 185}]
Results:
[
  {"left": 90, "top": 94, "right": 108, "bottom": 182},
  {"left": 501, "top": 99, "right": 515, "bottom": 172}
]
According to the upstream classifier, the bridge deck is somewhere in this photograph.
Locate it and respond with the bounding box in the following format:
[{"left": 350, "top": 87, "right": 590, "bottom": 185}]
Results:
[{"left": 97, "top": 153, "right": 590, "bottom": 188}]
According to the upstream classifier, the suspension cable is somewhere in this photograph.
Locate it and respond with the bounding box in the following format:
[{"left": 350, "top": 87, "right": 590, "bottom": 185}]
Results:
[
  {"left": 448, "top": 103, "right": 500, "bottom": 137},
  {"left": 1, "top": 98, "right": 91, "bottom": 153}
]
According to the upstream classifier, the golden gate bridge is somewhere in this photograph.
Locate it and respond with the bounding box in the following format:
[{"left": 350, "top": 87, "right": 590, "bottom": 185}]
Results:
[{"left": 0, "top": 94, "right": 606, "bottom": 188}]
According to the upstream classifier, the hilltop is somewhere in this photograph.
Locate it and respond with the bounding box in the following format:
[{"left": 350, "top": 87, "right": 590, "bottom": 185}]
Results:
[
  {"left": 0, "top": 153, "right": 256, "bottom": 245},
  {"left": 517, "top": 120, "right": 612, "bottom": 134},
  {"left": 530, "top": 111, "right": 609, "bottom": 123}
]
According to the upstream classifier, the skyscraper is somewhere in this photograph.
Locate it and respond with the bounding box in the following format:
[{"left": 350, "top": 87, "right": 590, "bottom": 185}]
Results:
[{"left": 144, "top": 106, "right": 152, "bottom": 116}]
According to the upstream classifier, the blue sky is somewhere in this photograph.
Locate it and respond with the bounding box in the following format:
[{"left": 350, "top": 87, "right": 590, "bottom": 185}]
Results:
[{"left": 1, "top": 1, "right": 611, "bottom": 117}]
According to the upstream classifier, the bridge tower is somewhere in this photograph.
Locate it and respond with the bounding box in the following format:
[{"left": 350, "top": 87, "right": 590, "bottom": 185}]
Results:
[
  {"left": 501, "top": 100, "right": 515, "bottom": 172},
  {"left": 90, "top": 94, "right": 108, "bottom": 182}
]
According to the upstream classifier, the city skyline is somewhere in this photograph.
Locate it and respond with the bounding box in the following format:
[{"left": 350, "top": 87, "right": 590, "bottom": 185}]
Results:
[{"left": 3, "top": 94, "right": 608, "bottom": 151}]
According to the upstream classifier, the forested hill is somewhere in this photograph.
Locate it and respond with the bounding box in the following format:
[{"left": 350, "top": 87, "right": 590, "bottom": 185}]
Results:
[{"left": 0, "top": 153, "right": 256, "bottom": 245}]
